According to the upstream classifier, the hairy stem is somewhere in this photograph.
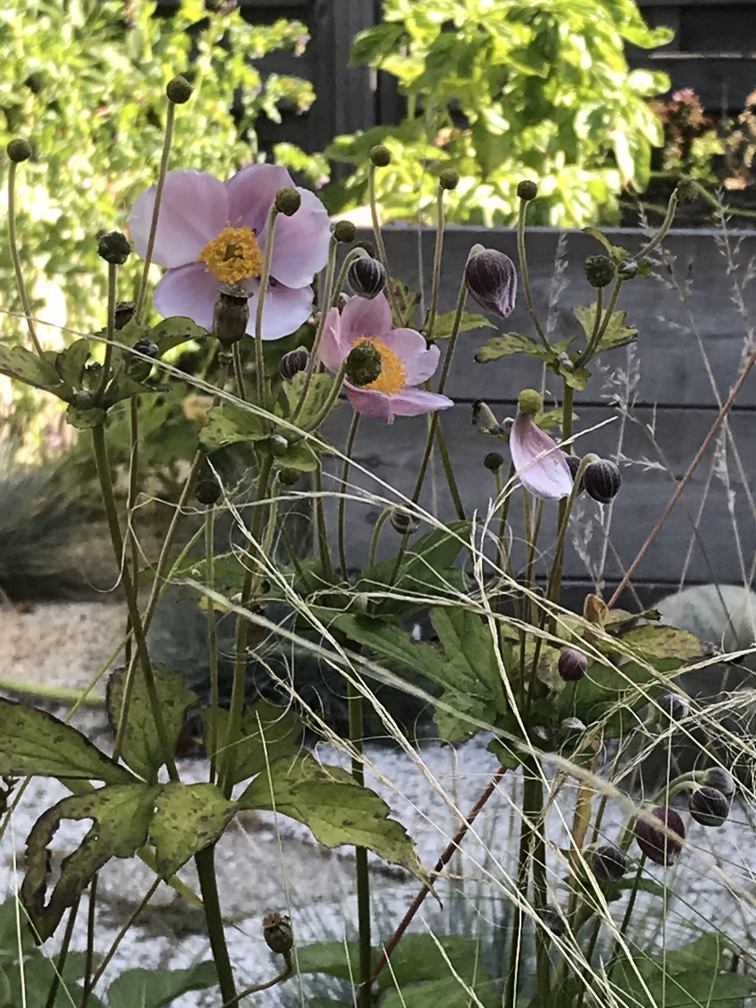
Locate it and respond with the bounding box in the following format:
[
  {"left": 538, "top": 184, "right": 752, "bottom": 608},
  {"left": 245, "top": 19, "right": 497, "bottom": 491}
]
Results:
[
  {"left": 254, "top": 205, "right": 279, "bottom": 413},
  {"left": 134, "top": 100, "right": 176, "bottom": 321},
  {"left": 338, "top": 412, "right": 361, "bottom": 579},
  {"left": 7, "top": 161, "right": 44, "bottom": 356},
  {"left": 195, "top": 844, "right": 237, "bottom": 1006}
]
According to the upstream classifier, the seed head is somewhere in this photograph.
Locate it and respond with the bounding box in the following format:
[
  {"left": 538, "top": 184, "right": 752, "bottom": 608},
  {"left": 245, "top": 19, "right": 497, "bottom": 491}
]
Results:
[
  {"left": 439, "top": 168, "right": 459, "bottom": 190},
  {"left": 195, "top": 479, "right": 222, "bottom": 506},
  {"left": 334, "top": 220, "right": 356, "bottom": 243},
  {"left": 484, "top": 452, "right": 503, "bottom": 472},
  {"left": 213, "top": 283, "right": 251, "bottom": 349},
  {"left": 584, "top": 255, "right": 615, "bottom": 289},
  {"left": 517, "top": 179, "right": 538, "bottom": 201},
  {"left": 262, "top": 912, "right": 293, "bottom": 955},
  {"left": 275, "top": 186, "right": 301, "bottom": 216},
  {"left": 517, "top": 388, "right": 542, "bottom": 416},
  {"left": 97, "top": 231, "right": 132, "bottom": 265},
  {"left": 345, "top": 341, "right": 382, "bottom": 386},
  {"left": 6, "top": 138, "right": 32, "bottom": 163},
  {"left": 370, "top": 145, "right": 392, "bottom": 167}
]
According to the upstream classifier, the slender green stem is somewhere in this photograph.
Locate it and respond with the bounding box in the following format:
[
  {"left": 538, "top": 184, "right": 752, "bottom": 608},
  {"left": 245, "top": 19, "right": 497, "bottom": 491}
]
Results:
[
  {"left": 124, "top": 395, "right": 141, "bottom": 667},
  {"left": 92, "top": 424, "right": 178, "bottom": 781},
  {"left": 435, "top": 419, "right": 466, "bottom": 521},
  {"left": 206, "top": 504, "right": 220, "bottom": 784},
  {"left": 96, "top": 262, "right": 118, "bottom": 402},
  {"left": 313, "top": 463, "right": 334, "bottom": 581},
  {"left": 293, "top": 235, "right": 339, "bottom": 423},
  {"left": 575, "top": 279, "right": 623, "bottom": 369},
  {"left": 529, "top": 772, "right": 550, "bottom": 1001},
  {"left": 368, "top": 164, "right": 400, "bottom": 321},
  {"left": 349, "top": 674, "right": 372, "bottom": 1008},
  {"left": 516, "top": 198, "right": 550, "bottom": 350},
  {"left": 505, "top": 777, "right": 533, "bottom": 1008},
  {"left": 303, "top": 359, "right": 346, "bottom": 432},
  {"left": 78, "top": 875, "right": 98, "bottom": 1008},
  {"left": 254, "top": 205, "right": 279, "bottom": 413},
  {"left": 90, "top": 879, "right": 161, "bottom": 991},
  {"left": 338, "top": 412, "right": 361, "bottom": 579},
  {"left": 46, "top": 897, "right": 80, "bottom": 1008},
  {"left": 436, "top": 269, "right": 468, "bottom": 396},
  {"left": 195, "top": 844, "right": 238, "bottom": 1006},
  {"left": 331, "top": 247, "right": 367, "bottom": 308},
  {"left": 637, "top": 189, "right": 679, "bottom": 260},
  {"left": 607, "top": 856, "right": 647, "bottom": 977},
  {"left": 221, "top": 959, "right": 292, "bottom": 1006},
  {"left": 423, "top": 184, "right": 446, "bottom": 341},
  {"left": 7, "top": 160, "right": 44, "bottom": 356},
  {"left": 134, "top": 100, "right": 176, "bottom": 322},
  {"left": 232, "top": 342, "right": 247, "bottom": 402},
  {"left": 368, "top": 510, "right": 391, "bottom": 567}
]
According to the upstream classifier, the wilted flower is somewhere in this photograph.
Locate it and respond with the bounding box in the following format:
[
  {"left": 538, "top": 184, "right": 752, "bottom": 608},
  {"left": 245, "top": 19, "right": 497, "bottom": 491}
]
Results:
[
  {"left": 634, "top": 806, "right": 685, "bottom": 865},
  {"left": 129, "top": 165, "right": 330, "bottom": 340},
  {"left": 465, "top": 247, "right": 517, "bottom": 318},
  {"left": 510, "top": 390, "right": 573, "bottom": 501},
  {"left": 319, "top": 293, "right": 453, "bottom": 423}
]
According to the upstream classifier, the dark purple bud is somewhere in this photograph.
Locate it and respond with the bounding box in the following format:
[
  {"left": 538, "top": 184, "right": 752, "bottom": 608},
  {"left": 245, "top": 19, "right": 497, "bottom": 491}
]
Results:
[
  {"left": 280, "top": 346, "right": 310, "bottom": 380},
  {"left": 584, "top": 459, "right": 621, "bottom": 504},
  {"left": 195, "top": 479, "right": 222, "bottom": 506},
  {"left": 347, "top": 256, "right": 386, "bottom": 300},
  {"left": 133, "top": 338, "right": 159, "bottom": 358},
  {"left": 465, "top": 248, "right": 517, "bottom": 319},
  {"left": 634, "top": 806, "right": 685, "bottom": 865},
  {"left": 558, "top": 648, "right": 588, "bottom": 682},
  {"left": 656, "top": 691, "right": 688, "bottom": 723},
  {"left": 689, "top": 786, "right": 730, "bottom": 827},
  {"left": 564, "top": 454, "right": 584, "bottom": 492},
  {"left": 702, "top": 767, "right": 736, "bottom": 799},
  {"left": 537, "top": 904, "right": 566, "bottom": 937},
  {"left": 590, "top": 844, "right": 627, "bottom": 884}
]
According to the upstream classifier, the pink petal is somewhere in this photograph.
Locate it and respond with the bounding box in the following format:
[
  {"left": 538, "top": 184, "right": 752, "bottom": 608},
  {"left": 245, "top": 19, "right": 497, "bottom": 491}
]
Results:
[
  {"left": 389, "top": 388, "right": 454, "bottom": 417},
  {"left": 381, "top": 328, "right": 440, "bottom": 385},
  {"left": 153, "top": 262, "right": 220, "bottom": 330},
  {"left": 510, "top": 413, "right": 574, "bottom": 501},
  {"left": 344, "top": 383, "right": 394, "bottom": 422},
  {"left": 225, "top": 163, "right": 294, "bottom": 236},
  {"left": 320, "top": 307, "right": 350, "bottom": 372},
  {"left": 245, "top": 278, "right": 313, "bottom": 341},
  {"left": 130, "top": 170, "right": 229, "bottom": 268},
  {"left": 267, "top": 189, "right": 331, "bottom": 289},
  {"left": 340, "top": 293, "right": 392, "bottom": 344}
]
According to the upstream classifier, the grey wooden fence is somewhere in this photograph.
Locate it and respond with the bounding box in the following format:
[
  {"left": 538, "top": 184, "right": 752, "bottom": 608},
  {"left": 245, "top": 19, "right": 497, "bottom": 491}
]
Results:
[{"left": 320, "top": 226, "right": 756, "bottom": 610}]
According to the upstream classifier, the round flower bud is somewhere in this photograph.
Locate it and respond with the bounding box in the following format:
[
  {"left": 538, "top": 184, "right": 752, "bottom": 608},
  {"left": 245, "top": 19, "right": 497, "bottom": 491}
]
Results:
[
  {"left": 334, "top": 220, "right": 356, "bottom": 243},
  {"left": 702, "top": 767, "right": 736, "bottom": 799},
  {"left": 465, "top": 248, "right": 517, "bottom": 318},
  {"left": 278, "top": 468, "right": 300, "bottom": 486},
  {"left": 484, "top": 452, "right": 503, "bottom": 472},
  {"left": 537, "top": 904, "right": 566, "bottom": 938},
  {"left": 97, "top": 231, "right": 132, "bottom": 265},
  {"left": 517, "top": 179, "right": 538, "bottom": 201},
  {"left": 275, "top": 186, "right": 301, "bottom": 216},
  {"left": 280, "top": 346, "right": 309, "bottom": 380},
  {"left": 689, "top": 785, "right": 730, "bottom": 827},
  {"left": 389, "top": 507, "right": 420, "bottom": 536},
  {"left": 617, "top": 258, "right": 639, "bottom": 281},
  {"left": 166, "top": 75, "right": 193, "bottom": 104},
  {"left": 133, "top": 338, "right": 159, "bottom": 359},
  {"left": 73, "top": 389, "right": 97, "bottom": 411},
  {"left": 584, "top": 255, "right": 615, "bottom": 289},
  {"left": 564, "top": 454, "right": 585, "bottom": 492},
  {"left": 584, "top": 459, "right": 621, "bottom": 504},
  {"left": 558, "top": 648, "right": 588, "bottom": 682},
  {"left": 590, "top": 844, "right": 627, "bottom": 884},
  {"left": 114, "top": 301, "right": 135, "bottom": 331},
  {"left": 195, "top": 479, "right": 221, "bottom": 506},
  {"left": 656, "top": 691, "right": 688, "bottom": 723},
  {"left": 677, "top": 179, "right": 698, "bottom": 204},
  {"left": 370, "top": 144, "right": 391, "bottom": 167},
  {"left": 517, "top": 388, "right": 542, "bottom": 416},
  {"left": 345, "top": 341, "right": 383, "bottom": 386},
  {"left": 348, "top": 256, "right": 386, "bottom": 300},
  {"left": 439, "top": 168, "right": 459, "bottom": 190},
  {"left": 213, "top": 282, "right": 250, "bottom": 349},
  {"left": 266, "top": 433, "right": 289, "bottom": 457},
  {"left": 634, "top": 806, "right": 685, "bottom": 866},
  {"left": 6, "top": 138, "right": 32, "bottom": 163},
  {"left": 262, "top": 912, "right": 293, "bottom": 955}
]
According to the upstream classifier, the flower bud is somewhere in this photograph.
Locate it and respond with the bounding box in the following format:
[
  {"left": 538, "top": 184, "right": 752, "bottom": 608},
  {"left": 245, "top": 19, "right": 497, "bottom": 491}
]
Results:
[
  {"left": 517, "top": 388, "right": 542, "bottom": 416},
  {"left": 484, "top": 452, "right": 503, "bottom": 472},
  {"left": 584, "top": 459, "right": 621, "bottom": 504},
  {"left": 517, "top": 179, "right": 538, "bottom": 201},
  {"left": 195, "top": 479, "right": 221, "bottom": 506},
  {"left": 213, "top": 282, "right": 251, "bottom": 349},
  {"left": 564, "top": 454, "right": 585, "bottom": 492},
  {"left": 389, "top": 507, "right": 420, "bottom": 535},
  {"left": 584, "top": 255, "right": 615, "bottom": 289},
  {"left": 334, "top": 220, "right": 356, "bottom": 243},
  {"left": 345, "top": 341, "right": 382, "bottom": 386},
  {"left": 465, "top": 248, "right": 517, "bottom": 318},
  {"left": 262, "top": 912, "right": 293, "bottom": 955},
  {"left": 280, "top": 346, "right": 309, "bottom": 380},
  {"left": 634, "top": 806, "right": 685, "bottom": 865},
  {"left": 617, "top": 259, "right": 639, "bottom": 281},
  {"left": 348, "top": 256, "right": 386, "bottom": 300},
  {"left": 6, "top": 138, "right": 32, "bottom": 163},
  {"left": 558, "top": 648, "right": 588, "bottom": 682},
  {"left": 439, "top": 168, "right": 459, "bottom": 190},
  {"left": 166, "top": 75, "right": 193, "bottom": 104},
  {"left": 98, "top": 231, "right": 131, "bottom": 265},
  {"left": 537, "top": 904, "right": 566, "bottom": 937},
  {"left": 702, "top": 767, "right": 736, "bottom": 799},
  {"left": 370, "top": 144, "right": 391, "bottom": 167},
  {"left": 655, "top": 691, "right": 688, "bottom": 723},
  {"left": 278, "top": 468, "right": 300, "bottom": 486},
  {"left": 275, "top": 186, "right": 301, "bottom": 216},
  {"left": 590, "top": 844, "right": 627, "bottom": 884},
  {"left": 689, "top": 785, "right": 730, "bottom": 827},
  {"left": 114, "top": 301, "right": 135, "bottom": 331}
]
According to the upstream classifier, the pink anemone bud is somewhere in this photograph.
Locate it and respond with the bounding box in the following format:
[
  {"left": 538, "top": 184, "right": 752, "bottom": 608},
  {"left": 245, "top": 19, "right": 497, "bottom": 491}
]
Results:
[{"left": 465, "top": 247, "right": 517, "bottom": 318}]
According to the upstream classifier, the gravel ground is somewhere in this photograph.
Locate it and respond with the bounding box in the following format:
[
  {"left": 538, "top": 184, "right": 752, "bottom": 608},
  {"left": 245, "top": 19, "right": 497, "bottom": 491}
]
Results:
[{"left": 1, "top": 603, "right": 755, "bottom": 1006}]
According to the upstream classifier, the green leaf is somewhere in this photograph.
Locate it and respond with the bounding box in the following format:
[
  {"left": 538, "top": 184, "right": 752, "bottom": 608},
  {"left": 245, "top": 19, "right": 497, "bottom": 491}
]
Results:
[
  {"left": 559, "top": 363, "right": 592, "bottom": 390},
  {"left": 22, "top": 784, "right": 158, "bottom": 941},
  {"left": 149, "top": 783, "right": 237, "bottom": 878},
  {"left": 5, "top": 950, "right": 105, "bottom": 1008},
  {"left": 0, "top": 345, "right": 65, "bottom": 394},
  {"left": 198, "top": 402, "right": 267, "bottom": 450},
  {"left": 275, "top": 438, "right": 320, "bottom": 471},
  {"left": 349, "top": 23, "right": 405, "bottom": 66},
  {"left": 381, "top": 976, "right": 500, "bottom": 1008},
  {"left": 475, "top": 332, "right": 547, "bottom": 363},
  {"left": 0, "top": 699, "right": 135, "bottom": 783},
  {"left": 431, "top": 310, "right": 493, "bottom": 339},
  {"left": 281, "top": 371, "right": 338, "bottom": 428},
  {"left": 150, "top": 316, "right": 208, "bottom": 356},
  {"left": 611, "top": 623, "right": 706, "bottom": 664},
  {"left": 389, "top": 278, "right": 420, "bottom": 328},
  {"left": 66, "top": 402, "right": 107, "bottom": 428},
  {"left": 54, "top": 339, "right": 91, "bottom": 388},
  {"left": 107, "top": 962, "right": 217, "bottom": 1008},
  {"left": 202, "top": 699, "right": 302, "bottom": 786},
  {"left": 240, "top": 755, "right": 424, "bottom": 879},
  {"left": 107, "top": 663, "right": 197, "bottom": 782},
  {"left": 573, "top": 304, "right": 637, "bottom": 352}
]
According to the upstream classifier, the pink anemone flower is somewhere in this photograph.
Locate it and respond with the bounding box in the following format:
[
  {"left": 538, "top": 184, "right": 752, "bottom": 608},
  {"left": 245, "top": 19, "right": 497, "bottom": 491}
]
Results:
[
  {"left": 320, "top": 293, "right": 453, "bottom": 423},
  {"left": 510, "top": 411, "right": 573, "bottom": 501},
  {"left": 129, "top": 164, "right": 331, "bottom": 340}
]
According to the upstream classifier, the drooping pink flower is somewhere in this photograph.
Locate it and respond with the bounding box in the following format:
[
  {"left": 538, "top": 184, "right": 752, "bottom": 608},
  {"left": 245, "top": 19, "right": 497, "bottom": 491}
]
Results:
[
  {"left": 129, "top": 165, "right": 331, "bottom": 340},
  {"left": 510, "top": 408, "right": 573, "bottom": 501},
  {"left": 319, "top": 294, "right": 453, "bottom": 423}
]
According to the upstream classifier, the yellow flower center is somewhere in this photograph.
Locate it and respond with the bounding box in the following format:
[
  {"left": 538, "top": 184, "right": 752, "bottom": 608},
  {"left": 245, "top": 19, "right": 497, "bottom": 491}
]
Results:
[
  {"left": 198, "top": 225, "right": 263, "bottom": 283},
  {"left": 353, "top": 336, "right": 407, "bottom": 395}
]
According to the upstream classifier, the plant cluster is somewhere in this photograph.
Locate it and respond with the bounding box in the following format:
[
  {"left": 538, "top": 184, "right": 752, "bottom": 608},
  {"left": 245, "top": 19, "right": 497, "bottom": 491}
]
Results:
[{"left": 0, "top": 70, "right": 754, "bottom": 1008}]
